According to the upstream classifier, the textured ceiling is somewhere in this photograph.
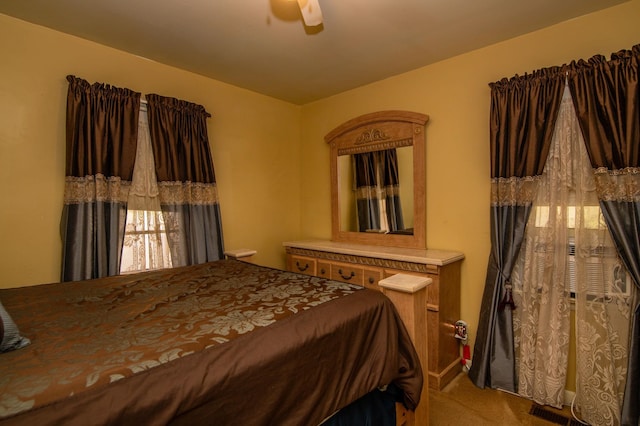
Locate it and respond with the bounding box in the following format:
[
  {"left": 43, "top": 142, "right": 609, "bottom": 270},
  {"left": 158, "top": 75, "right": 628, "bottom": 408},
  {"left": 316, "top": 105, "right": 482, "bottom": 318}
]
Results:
[{"left": 0, "top": 0, "right": 628, "bottom": 104}]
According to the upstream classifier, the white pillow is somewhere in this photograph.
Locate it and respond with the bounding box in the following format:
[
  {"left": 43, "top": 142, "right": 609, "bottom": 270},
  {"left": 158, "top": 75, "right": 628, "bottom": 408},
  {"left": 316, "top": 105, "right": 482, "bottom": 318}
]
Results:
[{"left": 0, "top": 299, "right": 31, "bottom": 353}]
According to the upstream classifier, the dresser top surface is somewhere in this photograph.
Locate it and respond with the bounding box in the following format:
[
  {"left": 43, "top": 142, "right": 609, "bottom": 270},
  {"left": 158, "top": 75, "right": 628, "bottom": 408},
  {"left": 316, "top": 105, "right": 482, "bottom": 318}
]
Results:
[{"left": 283, "top": 240, "right": 464, "bottom": 266}]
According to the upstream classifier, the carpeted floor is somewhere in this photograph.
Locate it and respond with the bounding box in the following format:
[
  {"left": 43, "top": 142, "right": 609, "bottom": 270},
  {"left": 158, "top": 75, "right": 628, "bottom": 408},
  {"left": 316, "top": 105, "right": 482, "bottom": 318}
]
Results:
[{"left": 429, "top": 374, "right": 583, "bottom": 425}]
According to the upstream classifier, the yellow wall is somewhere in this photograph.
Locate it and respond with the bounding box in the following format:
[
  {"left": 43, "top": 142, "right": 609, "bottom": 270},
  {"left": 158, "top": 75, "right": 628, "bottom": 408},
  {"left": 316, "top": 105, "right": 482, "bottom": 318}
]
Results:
[
  {"left": 1, "top": 1, "right": 639, "bottom": 372},
  {"left": 0, "top": 13, "right": 302, "bottom": 288},
  {"left": 298, "top": 0, "right": 640, "bottom": 357}
]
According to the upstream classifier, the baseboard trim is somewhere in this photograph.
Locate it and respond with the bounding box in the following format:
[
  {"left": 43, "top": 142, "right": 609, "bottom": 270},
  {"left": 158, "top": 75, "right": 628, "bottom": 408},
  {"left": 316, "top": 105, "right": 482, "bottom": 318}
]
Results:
[{"left": 496, "top": 388, "right": 577, "bottom": 408}]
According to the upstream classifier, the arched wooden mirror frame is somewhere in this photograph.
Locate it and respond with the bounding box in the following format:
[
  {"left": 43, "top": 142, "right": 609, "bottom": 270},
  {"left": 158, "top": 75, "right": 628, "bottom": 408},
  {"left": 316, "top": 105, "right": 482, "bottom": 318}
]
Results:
[{"left": 325, "top": 110, "right": 428, "bottom": 249}]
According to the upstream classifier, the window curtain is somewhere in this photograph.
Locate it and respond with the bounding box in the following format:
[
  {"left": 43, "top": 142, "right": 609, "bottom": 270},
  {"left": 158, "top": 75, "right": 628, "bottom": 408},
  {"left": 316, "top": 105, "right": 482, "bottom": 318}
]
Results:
[
  {"left": 382, "top": 149, "right": 405, "bottom": 232},
  {"left": 145, "top": 94, "right": 224, "bottom": 266},
  {"left": 471, "top": 44, "right": 639, "bottom": 424},
  {"left": 354, "top": 152, "right": 381, "bottom": 232},
  {"left": 61, "top": 76, "right": 140, "bottom": 281},
  {"left": 120, "top": 104, "right": 173, "bottom": 272},
  {"left": 511, "top": 84, "right": 631, "bottom": 424},
  {"left": 468, "top": 68, "right": 566, "bottom": 392},
  {"left": 354, "top": 149, "right": 404, "bottom": 233},
  {"left": 567, "top": 45, "right": 640, "bottom": 426}
]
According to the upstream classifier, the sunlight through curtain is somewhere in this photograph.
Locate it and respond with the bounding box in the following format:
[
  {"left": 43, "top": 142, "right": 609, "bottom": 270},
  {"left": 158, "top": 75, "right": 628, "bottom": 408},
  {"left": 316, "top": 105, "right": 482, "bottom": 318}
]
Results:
[{"left": 120, "top": 103, "right": 173, "bottom": 273}]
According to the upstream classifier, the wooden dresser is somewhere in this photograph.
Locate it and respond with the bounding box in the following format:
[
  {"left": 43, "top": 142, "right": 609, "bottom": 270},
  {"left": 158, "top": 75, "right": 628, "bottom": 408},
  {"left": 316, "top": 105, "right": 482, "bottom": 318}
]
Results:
[{"left": 283, "top": 240, "right": 464, "bottom": 391}]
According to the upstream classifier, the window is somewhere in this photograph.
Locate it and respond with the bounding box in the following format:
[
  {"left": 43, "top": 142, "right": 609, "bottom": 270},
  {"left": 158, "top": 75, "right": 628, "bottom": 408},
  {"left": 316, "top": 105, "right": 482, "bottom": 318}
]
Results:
[
  {"left": 566, "top": 238, "right": 631, "bottom": 299},
  {"left": 120, "top": 209, "right": 173, "bottom": 273},
  {"left": 532, "top": 201, "right": 630, "bottom": 299}
]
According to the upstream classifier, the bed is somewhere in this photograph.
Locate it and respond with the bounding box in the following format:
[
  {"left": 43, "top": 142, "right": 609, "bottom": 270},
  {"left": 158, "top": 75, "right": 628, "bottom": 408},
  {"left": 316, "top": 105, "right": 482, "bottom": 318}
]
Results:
[{"left": 0, "top": 259, "right": 425, "bottom": 425}]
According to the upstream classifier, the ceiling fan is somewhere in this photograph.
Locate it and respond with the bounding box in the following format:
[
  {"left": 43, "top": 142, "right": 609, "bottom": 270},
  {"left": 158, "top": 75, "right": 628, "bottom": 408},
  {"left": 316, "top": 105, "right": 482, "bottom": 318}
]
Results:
[{"left": 296, "top": 0, "right": 323, "bottom": 26}]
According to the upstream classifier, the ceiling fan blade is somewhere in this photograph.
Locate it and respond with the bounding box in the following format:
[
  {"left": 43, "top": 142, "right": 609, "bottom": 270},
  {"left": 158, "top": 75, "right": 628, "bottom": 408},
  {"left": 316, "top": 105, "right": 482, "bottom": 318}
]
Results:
[{"left": 297, "top": 0, "right": 323, "bottom": 26}]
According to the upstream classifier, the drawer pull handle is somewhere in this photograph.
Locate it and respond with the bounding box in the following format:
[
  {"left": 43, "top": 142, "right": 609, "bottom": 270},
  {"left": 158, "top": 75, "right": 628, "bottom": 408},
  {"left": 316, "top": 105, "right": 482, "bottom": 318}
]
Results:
[
  {"left": 368, "top": 277, "right": 375, "bottom": 284},
  {"left": 320, "top": 268, "right": 326, "bottom": 275},
  {"left": 338, "top": 269, "right": 355, "bottom": 280},
  {"left": 295, "top": 261, "right": 309, "bottom": 272}
]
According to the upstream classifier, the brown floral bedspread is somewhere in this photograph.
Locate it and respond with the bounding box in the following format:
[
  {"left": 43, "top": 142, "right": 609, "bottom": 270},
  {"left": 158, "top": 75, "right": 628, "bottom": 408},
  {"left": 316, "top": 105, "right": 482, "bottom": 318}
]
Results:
[{"left": 0, "top": 260, "right": 422, "bottom": 425}]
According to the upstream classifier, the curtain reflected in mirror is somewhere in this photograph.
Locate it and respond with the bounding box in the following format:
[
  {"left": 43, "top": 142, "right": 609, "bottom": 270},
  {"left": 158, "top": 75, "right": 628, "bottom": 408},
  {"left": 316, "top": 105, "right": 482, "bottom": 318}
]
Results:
[{"left": 338, "top": 146, "right": 413, "bottom": 234}]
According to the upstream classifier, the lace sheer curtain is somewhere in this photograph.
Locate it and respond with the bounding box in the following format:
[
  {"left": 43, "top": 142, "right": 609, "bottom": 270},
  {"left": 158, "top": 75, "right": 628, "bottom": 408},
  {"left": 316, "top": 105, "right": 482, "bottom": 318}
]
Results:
[
  {"left": 512, "top": 85, "right": 632, "bottom": 424},
  {"left": 120, "top": 104, "right": 173, "bottom": 273}
]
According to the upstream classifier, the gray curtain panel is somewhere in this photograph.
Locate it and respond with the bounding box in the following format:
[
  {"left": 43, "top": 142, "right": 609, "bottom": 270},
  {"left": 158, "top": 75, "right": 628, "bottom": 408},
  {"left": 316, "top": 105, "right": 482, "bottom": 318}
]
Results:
[
  {"left": 145, "top": 94, "right": 224, "bottom": 266},
  {"left": 382, "top": 149, "right": 405, "bottom": 232},
  {"left": 355, "top": 151, "right": 381, "bottom": 232},
  {"left": 61, "top": 75, "right": 140, "bottom": 282},
  {"left": 469, "top": 67, "right": 566, "bottom": 392},
  {"left": 567, "top": 44, "right": 640, "bottom": 426}
]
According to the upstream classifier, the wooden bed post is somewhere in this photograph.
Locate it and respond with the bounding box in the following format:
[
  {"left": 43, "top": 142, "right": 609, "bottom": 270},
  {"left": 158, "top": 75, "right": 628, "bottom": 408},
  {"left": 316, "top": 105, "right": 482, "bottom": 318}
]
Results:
[{"left": 379, "top": 274, "right": 431, "bottom": 426}]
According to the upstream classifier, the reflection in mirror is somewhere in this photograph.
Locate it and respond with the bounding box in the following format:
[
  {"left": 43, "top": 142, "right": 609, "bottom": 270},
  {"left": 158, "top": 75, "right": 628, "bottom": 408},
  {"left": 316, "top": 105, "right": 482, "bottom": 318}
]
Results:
[
  {"left": 326, "top": 110, "right": 428, "bottom": 250},
  {"left": 338, "top": 147, "right": 414, "bottom": 233}
]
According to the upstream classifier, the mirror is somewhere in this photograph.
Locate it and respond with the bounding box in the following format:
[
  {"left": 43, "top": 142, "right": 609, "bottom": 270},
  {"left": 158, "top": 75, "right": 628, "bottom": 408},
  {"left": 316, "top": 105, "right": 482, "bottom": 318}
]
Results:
[
  {"left": 326, "top": 111, "right": 428, "bottom": 249},
  {"left": 337, "top": 146, "right": 414, "bottom": 232}
]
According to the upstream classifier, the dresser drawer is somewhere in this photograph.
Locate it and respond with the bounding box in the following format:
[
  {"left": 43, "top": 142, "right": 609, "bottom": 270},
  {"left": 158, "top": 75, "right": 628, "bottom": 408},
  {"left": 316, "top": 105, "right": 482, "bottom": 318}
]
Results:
[
  {"left": 330, "top": 262, "right": 364, "bottom": 286},
  {"left": 317, "top": 261, "right": 331, "bottom": 279},
  {"left": 289, "top": 255, "right": 317, "bottom": 276},
  {"left": 363, "top": 267, "right": 384, "bottom": 291}
]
